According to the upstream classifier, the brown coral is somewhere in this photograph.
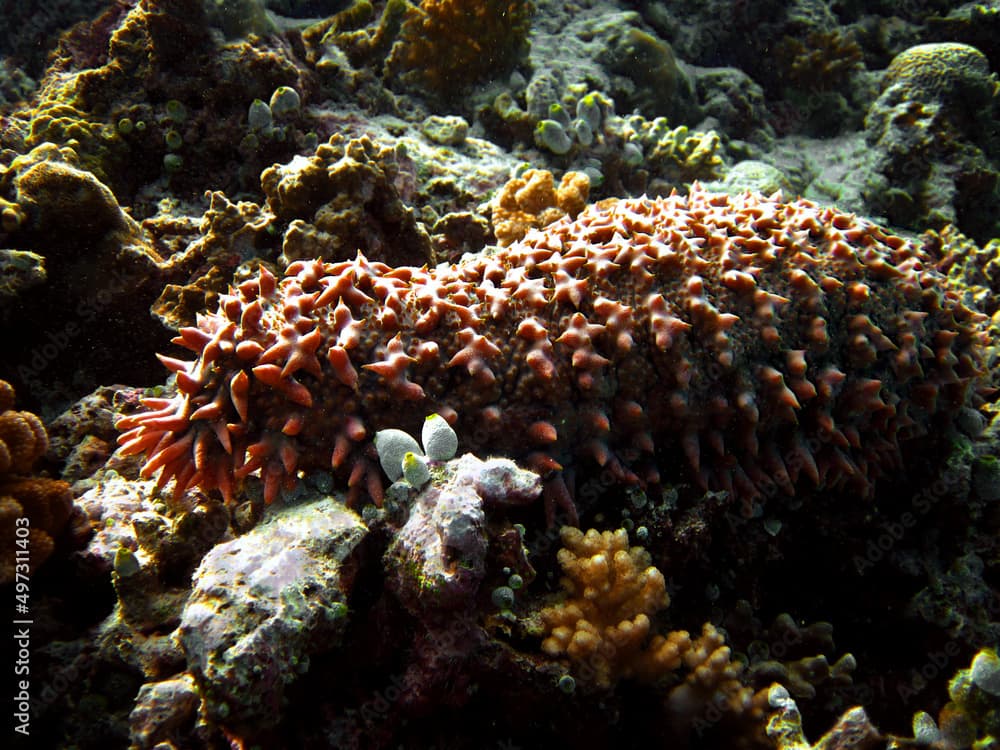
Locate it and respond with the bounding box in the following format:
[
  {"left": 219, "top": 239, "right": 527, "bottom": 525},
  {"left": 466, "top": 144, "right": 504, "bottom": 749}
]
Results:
[
  {"left": 0, "top": 379, "right": 73, "bottom": 585},
  {"left": 538, "top": 526, "right": 768, "bottom": 735},
  {"left": 385, "top": 0, "right": 535, "bottom": 103},
  {"left": 261, "top": 134, "right": 432, "bottom": 268},
  {"left": 776, "top": 30, "right": 864, "bottom": 92},
  {"left": 540, "top": 527, "right": 677, "bottom": 686},
  {"left": 491, "top": 169, "right": 590, "bottom": 246},
  {"left": 0, "top": 402, "right": 47, "bottom": 475}
]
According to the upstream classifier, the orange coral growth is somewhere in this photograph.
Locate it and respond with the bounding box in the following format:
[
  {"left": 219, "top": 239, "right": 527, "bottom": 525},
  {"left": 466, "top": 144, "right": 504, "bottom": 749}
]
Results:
[
  {"left": 386, "top": 0, "right": 534, "bottom": 102},
  {"left": 539, "top": 526, "right": 768, "bottom": 733},
  {"left": 0, "top": 380, "right": 73, "bottom": 585},
  {"left": 540, "top": 526, "right": 680, "bottom": 686},
  {"left": 776, "top": 31, "right": 863, "bottom": 91},
  {"left": 491, "top": 169, "right": 590, "bottom": 246},
  {"left": 0, "top": 388, "right": 48, "bottom": 475}
]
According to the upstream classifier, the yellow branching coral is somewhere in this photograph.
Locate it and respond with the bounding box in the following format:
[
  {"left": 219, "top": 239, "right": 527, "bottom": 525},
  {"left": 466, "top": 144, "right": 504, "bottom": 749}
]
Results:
[
  {"left": 386, "top": 0, "right": 534, "bottom": 102},
  {"left": 539, "top": 526, "right": 769, "bottom": 737},
  {"left": 665, "top": 622, "right": 766, "bottom": 729},
  {"left": 491, "top": 169, "right": 589, "bottom": 246},
  {"left": 540, "top": 526, "right": 686, "bottom": 686}
]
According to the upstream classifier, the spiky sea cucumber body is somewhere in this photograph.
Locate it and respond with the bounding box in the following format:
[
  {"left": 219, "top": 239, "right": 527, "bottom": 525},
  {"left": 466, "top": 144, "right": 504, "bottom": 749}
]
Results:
[{"left": 117, "top": 188, "right": 991, "bottom": 519}]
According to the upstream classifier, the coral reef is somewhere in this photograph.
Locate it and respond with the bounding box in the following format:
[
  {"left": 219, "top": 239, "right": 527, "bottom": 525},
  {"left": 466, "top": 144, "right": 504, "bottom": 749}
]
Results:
[
  {"left": 775, "top": 30, "right": 865, "bottom": 93},
  {"left": 1, "top": 0, "right": 314, "bottom": 201},
  {"left": 0, "top": 144, "right": 176, "bottom": 405},
  {"left": 863, "top": 43, "right": 1000, "bottom": 240},
  {"left": 767, "top": 684, "right": 883, "bottom": 750},
  {"left": 13, "top": 2, "right": 1000, "bottom": 748},
  {"left": 117, "top": 188, "right": 992, "bottom": 524},
  {"left": 769, "top": 646, "right": 1000, "bottom": 748},
  {"left": 486, "top": 85, "right": 723, "bottom": 196}
]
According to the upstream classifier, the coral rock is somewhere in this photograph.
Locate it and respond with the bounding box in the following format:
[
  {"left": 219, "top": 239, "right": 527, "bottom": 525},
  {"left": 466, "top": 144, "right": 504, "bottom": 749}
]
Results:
[
  {"left": 386, "top": 0, "right": 535, "bottom": 103},
  {"left": 177, "top": 497, "right": 365, "bottom": 730}
]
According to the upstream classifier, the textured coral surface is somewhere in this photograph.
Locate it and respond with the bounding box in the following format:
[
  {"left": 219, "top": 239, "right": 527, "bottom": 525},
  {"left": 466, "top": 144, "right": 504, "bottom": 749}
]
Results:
[
  {"left": 0, "top": 379, "right": 73, "bottom": 584},
  {"left": 386, "top": 0, "right": 535, "bottom": 101},
  {"left": 117, "top": 188, "right": 991, "bottom": 519},
  {"left": 540, "top": 526, "right": 678, "bottom": 685}
]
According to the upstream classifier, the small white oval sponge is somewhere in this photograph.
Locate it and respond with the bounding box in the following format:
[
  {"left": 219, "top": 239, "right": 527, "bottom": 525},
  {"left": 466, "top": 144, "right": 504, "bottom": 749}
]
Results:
[
  {"left": 374, "top": 428, "right": 422, "bottom": 481},
  {"left": 421, "top": 413, "right": 458, "bottom": 461}
]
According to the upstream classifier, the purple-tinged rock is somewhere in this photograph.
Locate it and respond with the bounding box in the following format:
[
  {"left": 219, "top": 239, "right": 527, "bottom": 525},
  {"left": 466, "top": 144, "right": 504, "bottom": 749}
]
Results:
[
  {"left": 177, "top": 497, "right": 366, "bottom": 730},
  {"left": 387, "top": 454, "right": 539, "bottom": 612}
]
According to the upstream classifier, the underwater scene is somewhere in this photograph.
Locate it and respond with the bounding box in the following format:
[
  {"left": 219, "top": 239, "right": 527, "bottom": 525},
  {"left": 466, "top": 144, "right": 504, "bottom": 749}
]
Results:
[{"left": 5, "top": 0, "right": 1000, "bottom": 748}]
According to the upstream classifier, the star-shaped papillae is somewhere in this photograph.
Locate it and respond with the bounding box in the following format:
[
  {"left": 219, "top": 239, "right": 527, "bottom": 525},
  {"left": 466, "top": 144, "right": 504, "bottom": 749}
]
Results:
[
  {"left": 326, "top": 346, "right": 358, "bottom": 389},
  {"left": 258, "top": 264, "right": 277, "bottom": 297},
  {"left": 555, "top": 312, "right": 606, "bottom": 350},
  {"left": 477, "top": 280, "right": 509, "bottom": 319},
  {"left": 584, "top": 246, "right": 621, "bottom": 278},
  {"left": 622, "top": 243, "right": 659, "bottom": 283},
  {"left": 646, "top": 293, "right": 691, "bottom": 350},
  {"left": 411, "top": 273, "right": 451, "bottom": 310},
  {"left": 510, "top": 277, "right": 550, "bottom": 309},
  {"left": 371, "top": 275, "right": 409, "bottom": 312},
  {"left": 237, "top": 276, "right": 261, "bottom": 301},
  {"left": 516, "top": 317, "right": 548, "bottom": 341},
  {"left": 518, "top": 318, "right": 557, "bottom": 379},
  {"left": 239, "top": 299, "right": 264, "bottom": 333},
  {"left": 332, "top": 300, "right": 364, "bottom": 349},
  {"left": 251, "top": 363, "right": 314, "bottom": 407},
  {"left": 593, "top": 297, "right": 635, "bottom": 351},
  {"left": 362, "top": 334, "right": 425, "bottom": 399},
  {"left": 219, "top": 293, "right": 242, "bottom": 323},
  {"left": 282, "top": 290, "right": 319, "bottom": 321},
  {"left": 279, "top": 326, "right": 323, "bottom": 379},
  {"left": 536, "top": 252, "right": 585, "bottom": 275},
  {"left": 447, "top": 327, "right": 502, "bottom": 382},
  {"left": 437, "top": 297, "right": 482, "bottom": 327},
  {"left": 314, "top": 265, "right": 374, "bottom": 309},
  {"left": 551, "top": 269, "right": 588, "bottom": 308},
  {"left": 287, "top": 258, "right": 326, "bottom": 290},
  {"left": 199, "top": 320, "right": 237, "bottom": 367}
]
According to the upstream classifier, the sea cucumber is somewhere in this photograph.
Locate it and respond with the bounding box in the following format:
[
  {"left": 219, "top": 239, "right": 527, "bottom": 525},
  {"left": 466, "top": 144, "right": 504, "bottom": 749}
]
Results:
[{"left": 117, "top": 188, "right": 992, "bottom": 522}]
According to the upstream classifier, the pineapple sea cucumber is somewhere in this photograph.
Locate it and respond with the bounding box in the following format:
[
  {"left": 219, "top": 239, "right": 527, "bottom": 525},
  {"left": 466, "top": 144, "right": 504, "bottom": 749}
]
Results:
[{"left": 117, "top": 187, "right": 992, "bottom": 521}]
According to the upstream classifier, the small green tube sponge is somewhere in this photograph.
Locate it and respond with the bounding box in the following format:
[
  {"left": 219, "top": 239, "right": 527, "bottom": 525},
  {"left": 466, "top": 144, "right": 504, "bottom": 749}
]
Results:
[{"left": 402, "top": 451, "right": 431, "bottom": 487}]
